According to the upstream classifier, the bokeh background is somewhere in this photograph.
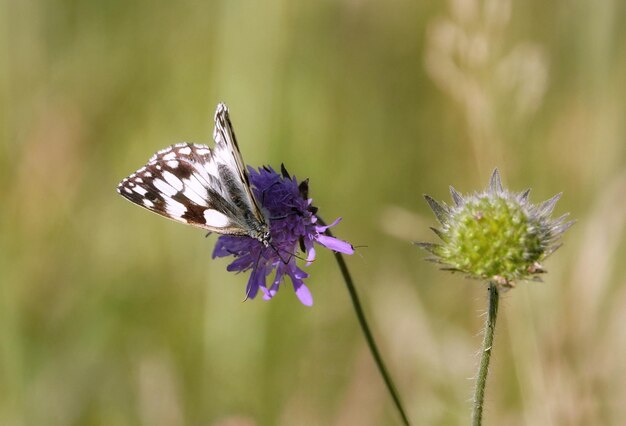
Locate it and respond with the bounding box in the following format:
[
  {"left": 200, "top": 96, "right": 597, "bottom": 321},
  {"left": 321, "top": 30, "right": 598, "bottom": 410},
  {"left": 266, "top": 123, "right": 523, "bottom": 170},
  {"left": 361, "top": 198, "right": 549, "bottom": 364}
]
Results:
[{"left": 2, "top": 0, "right": 626, "bottom": 424}]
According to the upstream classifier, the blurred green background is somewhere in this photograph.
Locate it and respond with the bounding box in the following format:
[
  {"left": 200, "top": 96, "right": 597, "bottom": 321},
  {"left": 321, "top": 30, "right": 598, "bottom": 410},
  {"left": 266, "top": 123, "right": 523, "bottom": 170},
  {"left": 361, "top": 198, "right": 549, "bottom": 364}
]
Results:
[{"left": 2, "top": 0, "right": 625, "bottom": 425}]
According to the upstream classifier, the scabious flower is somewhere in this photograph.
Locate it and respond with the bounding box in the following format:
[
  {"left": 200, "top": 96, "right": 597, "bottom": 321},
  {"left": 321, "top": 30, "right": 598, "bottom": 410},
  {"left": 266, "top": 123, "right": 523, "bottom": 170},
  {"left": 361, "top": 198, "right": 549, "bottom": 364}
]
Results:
[
  {"left": 212, "top": 164, "right": 354, "bottom": 305},
  {"left": 417, "top": 169, "right": 574, "bottom": 289}
]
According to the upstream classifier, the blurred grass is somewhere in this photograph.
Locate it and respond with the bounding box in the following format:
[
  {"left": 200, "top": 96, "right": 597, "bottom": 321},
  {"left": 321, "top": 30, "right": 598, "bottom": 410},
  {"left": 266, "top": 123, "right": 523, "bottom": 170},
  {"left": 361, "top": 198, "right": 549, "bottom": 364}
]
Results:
[{"left": 1, "top": 0, "right": 625, "bottom": 425}]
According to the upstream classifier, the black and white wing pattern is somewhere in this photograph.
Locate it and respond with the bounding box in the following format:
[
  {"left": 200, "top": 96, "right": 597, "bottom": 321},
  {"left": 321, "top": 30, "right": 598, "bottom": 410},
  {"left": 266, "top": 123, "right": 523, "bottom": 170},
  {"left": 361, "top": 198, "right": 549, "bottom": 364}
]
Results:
[{"left": 117, "top": 103, "right": 271, "bottom": 245}]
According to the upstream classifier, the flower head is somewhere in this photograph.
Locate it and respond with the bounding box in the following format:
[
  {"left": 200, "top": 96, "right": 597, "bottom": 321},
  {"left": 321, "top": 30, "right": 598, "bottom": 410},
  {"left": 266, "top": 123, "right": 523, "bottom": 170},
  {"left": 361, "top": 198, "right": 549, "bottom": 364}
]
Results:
[
  {"left": 417, "top": 169, "right": 574, "bottom": 289},
  {"left": 212, "top": 164, "right": 353, "bottom": 305}
]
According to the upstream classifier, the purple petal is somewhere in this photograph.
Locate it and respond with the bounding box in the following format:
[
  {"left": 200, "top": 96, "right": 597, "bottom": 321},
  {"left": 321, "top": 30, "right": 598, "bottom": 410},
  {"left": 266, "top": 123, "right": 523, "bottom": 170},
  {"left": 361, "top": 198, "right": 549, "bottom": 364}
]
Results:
[
  {"left": 306, "top": 246, "right": 316, "bottom": 265},
  {"left": 302, "top": 238, "right": 316, "bottom": 265},
  {"left": 290, "top": 265, "right": 309, "bottom": 280},
  {"left": 287, "top": 267, "right": 313, "bottom": 306},
  {"left": 295, "top": 284, "right": 313, "bottom": 306},
  {"left": 245, "top": 267, "right": 266, "bottom": 300},
  {"left": 262, "top": 284, "right": 278, "bottom": 301},
  {"left": 226, "top": 255, "right": 254, "bottom": 272},
  {"left": 212, "top": 242, "right": 231, "bottom": 258},
  {"left": 263, "top": 268, "right": 285, "bottom": 301},
  {"left": 315, "top": 217, "right": 342, "bottom": 232},
  {"left": 315, "top": 234, "right": 354, "bottom": 254},
  {"left": 245, "top": 276, "right": 260, "bottom": 300}
]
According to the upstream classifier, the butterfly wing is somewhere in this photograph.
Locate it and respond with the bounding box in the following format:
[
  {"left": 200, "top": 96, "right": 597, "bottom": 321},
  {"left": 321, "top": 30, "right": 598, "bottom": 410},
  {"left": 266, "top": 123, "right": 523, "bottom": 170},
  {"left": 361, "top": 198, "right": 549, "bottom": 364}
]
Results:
[
  {"left": 117, "top": 142, "right": 252, "bottom": 235},
  {"left": 117, "top": 103, "right": 270, "bottom": 240},
  {"left": 212, "top": 103, "right": 267, "bottom": 227}
]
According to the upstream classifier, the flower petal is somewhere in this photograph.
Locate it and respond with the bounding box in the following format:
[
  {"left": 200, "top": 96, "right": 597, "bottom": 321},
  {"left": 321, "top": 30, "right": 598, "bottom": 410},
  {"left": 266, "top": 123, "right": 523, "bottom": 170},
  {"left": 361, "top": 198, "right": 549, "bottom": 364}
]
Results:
[
  {"left": 286, "top": 266, "right": 313, "bottom": 306},
  {"left": 315, "top": 234, "right": 354, "bottom": 254},
  {"left": 262, "top": 287, "right": 278, "bottom": 301},
  {"left": 306, "top": 246, "right": 316, "bottom": 265},
  {"left": 302, "top": 238, "right": 316, "bottom": 265},
  {"left": 226, "top": 255, "right": 254, "bottom": 272},
  {"left": 315, "top": 217, "right": 342, "bottom": 232},
  {"left": 245, "top": 267, "right": 266, "bottom": 300},
  {"left": 245, "top": 276, "right": 260, "bottom": 299},
  {"left": 295, "top": 284, "right": 313, "bottom": 306}
]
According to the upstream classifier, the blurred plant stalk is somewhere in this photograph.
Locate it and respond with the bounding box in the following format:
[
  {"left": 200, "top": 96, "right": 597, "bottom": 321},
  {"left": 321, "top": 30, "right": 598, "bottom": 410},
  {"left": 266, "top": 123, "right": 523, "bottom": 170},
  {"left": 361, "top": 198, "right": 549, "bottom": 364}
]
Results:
[{"left": 322, "top": 219, "right": 411, "bottom": 426}]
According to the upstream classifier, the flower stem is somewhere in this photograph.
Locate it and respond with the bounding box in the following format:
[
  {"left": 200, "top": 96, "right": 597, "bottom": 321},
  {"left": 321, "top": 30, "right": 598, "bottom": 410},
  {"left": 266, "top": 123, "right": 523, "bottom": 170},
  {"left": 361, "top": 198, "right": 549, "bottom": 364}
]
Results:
[
  {"left": 472, "top": 282, "right": 500, "bottom": 426},
  {"left": 320, "top": 220, "right": 410, "bottom": 426}
]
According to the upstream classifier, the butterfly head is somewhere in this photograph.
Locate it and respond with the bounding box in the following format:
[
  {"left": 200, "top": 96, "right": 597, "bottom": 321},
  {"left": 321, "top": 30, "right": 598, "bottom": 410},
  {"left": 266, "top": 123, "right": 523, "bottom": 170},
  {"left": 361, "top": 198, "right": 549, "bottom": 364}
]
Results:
[
  {"left": 259, "top": 230, "right": 271, "bottom": 247},
  {"left": 252, "top": 217, "right": 271, "bottom": 247}
]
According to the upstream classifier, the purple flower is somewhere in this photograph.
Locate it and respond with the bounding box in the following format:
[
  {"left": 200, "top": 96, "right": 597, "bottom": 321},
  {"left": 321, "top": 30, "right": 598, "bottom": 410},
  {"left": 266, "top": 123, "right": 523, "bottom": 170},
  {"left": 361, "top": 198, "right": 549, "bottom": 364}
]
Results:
[{"left": 212, "top": 165, "right": 354, "bottom": 306}]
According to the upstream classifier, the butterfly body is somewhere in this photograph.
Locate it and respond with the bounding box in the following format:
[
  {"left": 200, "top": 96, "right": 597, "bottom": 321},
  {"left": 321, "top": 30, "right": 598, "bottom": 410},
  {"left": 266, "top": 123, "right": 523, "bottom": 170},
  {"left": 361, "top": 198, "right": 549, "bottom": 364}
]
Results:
[{"left": 117, "top": 103, "right": 271, "bottom": 247}]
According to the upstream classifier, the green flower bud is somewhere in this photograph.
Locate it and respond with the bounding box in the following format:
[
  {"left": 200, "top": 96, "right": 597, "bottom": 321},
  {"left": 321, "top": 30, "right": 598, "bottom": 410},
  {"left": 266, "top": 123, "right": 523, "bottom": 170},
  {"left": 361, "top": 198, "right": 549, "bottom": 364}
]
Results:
[{"left": 417, "top": 169, "right": 573, "bottom": 289}]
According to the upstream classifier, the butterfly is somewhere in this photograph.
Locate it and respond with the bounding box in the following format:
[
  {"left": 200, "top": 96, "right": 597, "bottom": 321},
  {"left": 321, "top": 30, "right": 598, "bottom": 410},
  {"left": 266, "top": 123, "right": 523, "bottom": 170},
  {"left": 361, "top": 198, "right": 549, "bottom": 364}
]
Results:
[{"left": 117, "top": 103, "right": 271, "bottom": 246}]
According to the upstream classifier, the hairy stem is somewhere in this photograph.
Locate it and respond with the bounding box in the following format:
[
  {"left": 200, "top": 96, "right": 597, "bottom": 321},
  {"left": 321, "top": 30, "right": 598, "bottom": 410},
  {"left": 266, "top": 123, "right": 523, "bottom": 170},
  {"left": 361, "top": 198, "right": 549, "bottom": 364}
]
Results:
[
  {"left": 472, "top": 282, "right": 500, "bottom": 426},
  {"left": 320, "top": 220, "right": 410, "bottom": 425}
]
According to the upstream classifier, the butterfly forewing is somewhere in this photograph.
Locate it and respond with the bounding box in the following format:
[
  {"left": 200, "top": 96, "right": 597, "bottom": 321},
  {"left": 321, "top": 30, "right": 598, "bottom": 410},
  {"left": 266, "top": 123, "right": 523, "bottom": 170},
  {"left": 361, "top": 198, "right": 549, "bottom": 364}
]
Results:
[
  {"left": 212, "top": 103, "right": 267, "bottom": 225},
  {"left": 117, "top": 103, "right": 270, "bottom": 243}
]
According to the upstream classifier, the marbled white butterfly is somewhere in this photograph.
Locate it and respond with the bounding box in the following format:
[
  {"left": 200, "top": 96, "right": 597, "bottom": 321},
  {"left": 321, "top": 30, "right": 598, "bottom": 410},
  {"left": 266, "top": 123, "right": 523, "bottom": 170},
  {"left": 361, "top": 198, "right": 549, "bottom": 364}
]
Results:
[{"left": 117, "top": 103, "right": 271, "bottom": 246}]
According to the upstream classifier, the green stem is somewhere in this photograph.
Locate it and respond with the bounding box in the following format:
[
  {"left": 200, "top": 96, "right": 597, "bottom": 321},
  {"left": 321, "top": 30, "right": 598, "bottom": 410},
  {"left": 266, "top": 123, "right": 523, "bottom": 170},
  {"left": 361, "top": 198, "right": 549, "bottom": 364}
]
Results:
[
  {"left": 320, "top": 220, "right": 410, "bottom": 426},
  {"left": 472, "top": 282, "right": 500, "bottom": 426}
]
